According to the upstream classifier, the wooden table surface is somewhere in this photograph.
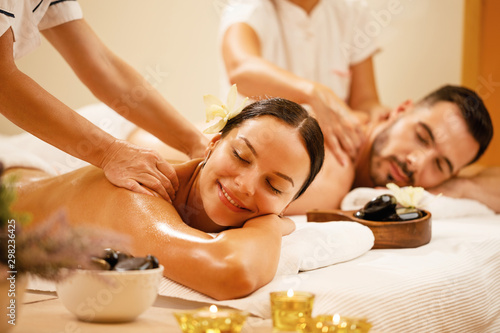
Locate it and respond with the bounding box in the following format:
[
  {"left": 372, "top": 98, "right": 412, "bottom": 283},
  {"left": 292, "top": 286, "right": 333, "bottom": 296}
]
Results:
[{"left": 11, "top": 291, "right": 274, "bottom": 333}]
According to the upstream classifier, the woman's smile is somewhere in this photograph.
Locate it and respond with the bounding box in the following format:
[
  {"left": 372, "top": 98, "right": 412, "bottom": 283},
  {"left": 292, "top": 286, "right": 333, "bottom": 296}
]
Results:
[{"left": 217, "top": 181, "right": 252, "bottom": 212}]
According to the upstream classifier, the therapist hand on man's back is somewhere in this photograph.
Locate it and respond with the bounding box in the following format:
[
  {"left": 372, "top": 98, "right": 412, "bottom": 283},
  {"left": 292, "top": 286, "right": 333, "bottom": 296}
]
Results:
[{"left": 306, "top": 82, "right": 365, "bottom": 165}]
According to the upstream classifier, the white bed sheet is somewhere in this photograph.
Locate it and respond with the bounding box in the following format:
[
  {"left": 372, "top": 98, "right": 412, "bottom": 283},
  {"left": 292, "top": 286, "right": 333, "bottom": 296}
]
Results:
[{"left": 154, "top": 214, "right": 500, "bottom": 333}]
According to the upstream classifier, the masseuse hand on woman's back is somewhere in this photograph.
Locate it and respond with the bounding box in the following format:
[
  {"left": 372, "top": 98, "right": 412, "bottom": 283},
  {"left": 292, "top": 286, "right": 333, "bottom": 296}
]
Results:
[{"left": 100, "top": 140, "right": 179, "bottom": 203}]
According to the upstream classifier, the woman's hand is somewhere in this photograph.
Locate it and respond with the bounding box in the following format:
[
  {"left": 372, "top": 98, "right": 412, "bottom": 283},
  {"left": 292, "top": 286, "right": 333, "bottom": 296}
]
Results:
[
  {"left": 307, "top": 83, "right": 365, "bottom": 165},
  {"left": 100, "top": 140, "right": 179, "bottom": 203}
]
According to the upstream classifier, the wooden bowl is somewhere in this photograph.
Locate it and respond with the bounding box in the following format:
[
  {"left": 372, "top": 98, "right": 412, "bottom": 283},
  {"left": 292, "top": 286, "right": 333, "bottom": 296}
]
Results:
[{"left": 306, "top": 209, "right": 432, "bottom": 249}]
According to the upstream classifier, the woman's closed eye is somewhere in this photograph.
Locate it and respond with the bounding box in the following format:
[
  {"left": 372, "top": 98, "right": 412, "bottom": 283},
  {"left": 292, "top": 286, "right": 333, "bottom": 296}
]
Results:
[
  {"left": 266, "top": 179, "right": 282, "bottom": 195},
  {"left": 232, "top": 147, "right": 285, "bottom": 195},
  {"left": 232, "top": 149, "right": 250, "bottom": 164}
]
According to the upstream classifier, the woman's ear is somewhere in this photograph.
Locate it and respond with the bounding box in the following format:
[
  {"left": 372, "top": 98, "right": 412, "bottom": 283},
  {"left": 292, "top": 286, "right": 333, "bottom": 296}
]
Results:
[{"left": 205, "top": 133, "right": 222, "bottom": 158}]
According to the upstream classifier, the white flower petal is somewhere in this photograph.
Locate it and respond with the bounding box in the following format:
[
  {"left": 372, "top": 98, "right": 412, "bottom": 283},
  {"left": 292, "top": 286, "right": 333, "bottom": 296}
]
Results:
[
  {"left": 206, "top": 105, "right": 227, "bottom": 122},
  {"left": 407, "top": 187, "right": 422, "bottom": 207},
  {"left": 202, "top": 85, "right": 245, "bottom": 130},
  {"left": 203, "top": 94, "right": 223, "bottom": 110},
  {"left": 386, "top": 183, "right": 425, "bottom": 208},
  {"left": 226, "top": 84, "right": 238, "bottom": 111},
  {"left": 400, "top": 192, "right": 412, "bottom": 207},
  {"left": 229, "top": 97, "right": 249, "bottom": 119},
  {"left": 203, "top": 117, "right": 226, "bottom": 134}
]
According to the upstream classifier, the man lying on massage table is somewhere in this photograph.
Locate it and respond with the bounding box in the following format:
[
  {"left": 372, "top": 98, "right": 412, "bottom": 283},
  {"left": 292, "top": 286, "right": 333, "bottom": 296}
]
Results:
[
  {"left": 291, "top": 85, "right": 500, "bottom": 213},
  {"left": 6, "top": 98, "right": 324, "bottom": 300},
  {"left": 131, "top": 85, "right": 500, "bottom": 214}
]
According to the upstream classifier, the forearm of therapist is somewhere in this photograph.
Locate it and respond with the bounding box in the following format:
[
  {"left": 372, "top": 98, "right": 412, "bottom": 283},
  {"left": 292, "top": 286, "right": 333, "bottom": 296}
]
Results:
[
  {"left": 348, "top": 57, "right": 391, "bottom": 121},
  {"left": 41, "top": 19, "right": 208, "bottom": 160},
  {"left": 222, "top": 24, "right": 313, "bottom": 105},
  {"left": 0, "top": 29, "right": 177, "bottom": 201}
]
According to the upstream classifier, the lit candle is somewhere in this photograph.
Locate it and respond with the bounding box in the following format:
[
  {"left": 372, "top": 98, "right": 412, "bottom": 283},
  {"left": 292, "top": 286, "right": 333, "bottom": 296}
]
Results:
[
  {"left": 332, "top": 314, "right": 340, "bottom": 325},
  {"left": 296, "top": 314, "right": 372, "bottom": 333},
  {"left": 270, "top": 289, "right": 315, "bottom": 332},
  {"left": 173, "top": 305, "right": 248, "bottom": 333}
]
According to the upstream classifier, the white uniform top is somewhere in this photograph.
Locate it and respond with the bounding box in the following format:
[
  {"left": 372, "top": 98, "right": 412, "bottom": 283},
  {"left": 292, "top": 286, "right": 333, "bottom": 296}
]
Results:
[
  {"left": 219, "top": 0, "right": 379, "bottom": 101},
  {"left": 0, "top": 0, "right": 82, "bottom": 59}
]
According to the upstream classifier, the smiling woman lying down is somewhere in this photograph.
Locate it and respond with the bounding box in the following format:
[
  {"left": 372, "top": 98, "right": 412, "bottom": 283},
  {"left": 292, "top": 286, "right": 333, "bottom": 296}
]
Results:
[{"left": 8, "top": 98, "right": 325, "bottom": 300}]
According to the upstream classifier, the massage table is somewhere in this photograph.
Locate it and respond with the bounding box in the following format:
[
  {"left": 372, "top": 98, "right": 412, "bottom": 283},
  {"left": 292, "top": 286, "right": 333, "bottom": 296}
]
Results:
[{"left": 3, "top": 103, "right": 499, "bottom": 332}]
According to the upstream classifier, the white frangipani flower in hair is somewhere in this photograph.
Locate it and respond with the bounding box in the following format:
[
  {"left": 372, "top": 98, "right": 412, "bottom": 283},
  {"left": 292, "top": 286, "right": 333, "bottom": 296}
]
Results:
[
  {"left": 203, "top": 84, "right": 248, "bottom": 134},
  {"left": 386, "top": 183, "right": 425, "bottom": 208}
]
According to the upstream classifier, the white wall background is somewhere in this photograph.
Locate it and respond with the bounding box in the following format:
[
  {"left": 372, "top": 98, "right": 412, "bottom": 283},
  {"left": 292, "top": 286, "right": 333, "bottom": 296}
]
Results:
[
  {"left": 370, "top": 0, "right": 464, "bottom": 106},
  {"left": 1, "top": 0, "right": 464, "bottom": 135}
]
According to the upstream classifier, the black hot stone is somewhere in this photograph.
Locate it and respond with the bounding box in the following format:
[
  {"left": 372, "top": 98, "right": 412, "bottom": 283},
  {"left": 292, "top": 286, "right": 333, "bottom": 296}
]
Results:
[
  {"left": 363, "top": 194, "right": 397, "bottom": 214},
  {"left": 102, "top": 248, "right": 119, "bottom": 268},
  {"left": 146, "top": 254, "right": 160, "bottom": 269},
  {"left": 395, "top": 207, "right": 424, "bottom": 221},
  {"left": 114, "top": 257, "right": 153, "bottom": 271},
  {"left": 116, "top": 251, "right": 132, "bottom": 263},
  {"left": 355, "top": 194, "right": 398, "bottom": 221},
  {"left": 92, "top": 248, "right": 160, "bottom": 271},
  {"left": 91, "top": 257, "right": 111, "bottom": 270}
]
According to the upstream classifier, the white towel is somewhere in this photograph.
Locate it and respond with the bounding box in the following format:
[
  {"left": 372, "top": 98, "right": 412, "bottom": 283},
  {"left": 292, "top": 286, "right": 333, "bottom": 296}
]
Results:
[
  {"left": 277, "top": 220, "right": 374, "bottom": 275},
  {"left": 0, "top": 139, "right": 57, "bottom": 175},
  {"left": 341, "top": 187, "right": 495, "bottom": 220}
]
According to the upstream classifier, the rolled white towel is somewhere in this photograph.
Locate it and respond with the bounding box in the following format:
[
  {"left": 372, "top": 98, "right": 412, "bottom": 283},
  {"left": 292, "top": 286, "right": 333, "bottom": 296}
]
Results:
[
  {"left": 0, "top": 140, "right": 57, "bottom": 175},
  {"left": 341, "top": 187, "right": 495, "bottom": 220},
  {"left": 276, "top": 221, "right": 374, "bottom": 275}
]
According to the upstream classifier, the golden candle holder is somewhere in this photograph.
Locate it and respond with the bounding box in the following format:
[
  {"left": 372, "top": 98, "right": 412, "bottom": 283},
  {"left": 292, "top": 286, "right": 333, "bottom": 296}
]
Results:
[
  {"left": 173, "top": 305, "right": 248, "bottom": 333},
  {"left": 297, "top": 314, "right": 372, "bottom": 333},
  {"left": 270, "top": 289, "right": 315, "bottom": 332}
]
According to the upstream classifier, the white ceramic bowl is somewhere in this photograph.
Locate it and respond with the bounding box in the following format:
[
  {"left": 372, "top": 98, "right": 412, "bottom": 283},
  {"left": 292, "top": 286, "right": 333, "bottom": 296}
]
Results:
[{"left": 56, "top": 265, "right": 164, "bottom": 323}]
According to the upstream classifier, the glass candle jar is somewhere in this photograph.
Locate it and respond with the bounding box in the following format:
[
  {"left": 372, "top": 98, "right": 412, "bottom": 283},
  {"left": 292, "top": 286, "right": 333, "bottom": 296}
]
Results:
[
  {"left": 174, "top": 305, "right": 248, "bottom": 333},
  {"left": 270, "top": 290, "right": 315, "bottom": 332}
]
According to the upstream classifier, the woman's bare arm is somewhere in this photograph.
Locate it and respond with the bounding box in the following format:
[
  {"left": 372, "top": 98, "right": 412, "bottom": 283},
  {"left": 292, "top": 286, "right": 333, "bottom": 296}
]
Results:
[{"left": 94, "top": 187, "right": 283, "bottom": 300}]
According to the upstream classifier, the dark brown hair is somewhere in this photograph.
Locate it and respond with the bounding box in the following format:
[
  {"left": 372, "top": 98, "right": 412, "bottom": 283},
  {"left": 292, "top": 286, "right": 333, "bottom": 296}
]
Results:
[{"left": 418, "top": 85, "right": 493, "bottom": 164}]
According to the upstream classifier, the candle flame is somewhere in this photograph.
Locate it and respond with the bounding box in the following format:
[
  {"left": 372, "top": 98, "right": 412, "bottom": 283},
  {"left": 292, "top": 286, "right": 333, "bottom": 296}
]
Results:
[
  {"left": 287, "top": 289, "right": 294, "bottom": 297},
  {"left": 333, "top": 314, "right": 340, "bottom": 325},
  {"left": 209, "top": 305, "right": 218, "bottom": 313}
]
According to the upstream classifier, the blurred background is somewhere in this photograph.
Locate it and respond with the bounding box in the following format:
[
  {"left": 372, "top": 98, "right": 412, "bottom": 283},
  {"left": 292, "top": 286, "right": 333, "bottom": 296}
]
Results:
[{"left": 2, "top": 0, "right": 498, "bottom": 165}]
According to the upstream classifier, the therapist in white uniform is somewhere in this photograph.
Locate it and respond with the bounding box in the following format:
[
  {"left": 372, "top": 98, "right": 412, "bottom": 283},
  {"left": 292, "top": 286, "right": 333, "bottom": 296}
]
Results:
[
  {"left": 220, "top": 0, "right": 389, "bottom": 164},
  {"left": 0, "top": 0, "right": 208, "bottom": 202}
]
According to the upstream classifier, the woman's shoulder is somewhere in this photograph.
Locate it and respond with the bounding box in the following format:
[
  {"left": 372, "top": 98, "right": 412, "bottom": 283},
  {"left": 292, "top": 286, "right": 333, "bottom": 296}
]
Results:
[{"left": 174, "top": 158, "right": 203, "bottom": 181}]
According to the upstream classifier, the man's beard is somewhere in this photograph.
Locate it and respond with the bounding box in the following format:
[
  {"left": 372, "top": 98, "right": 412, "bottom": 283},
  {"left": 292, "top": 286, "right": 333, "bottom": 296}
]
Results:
[{"left": 369, "top": 125, "right": 414, "bottom": 186}]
